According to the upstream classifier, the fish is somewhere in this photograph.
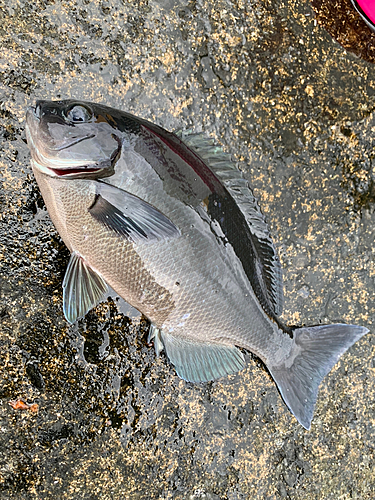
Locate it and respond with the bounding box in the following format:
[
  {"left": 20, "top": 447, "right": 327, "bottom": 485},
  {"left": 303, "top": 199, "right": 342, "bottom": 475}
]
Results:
[{"left": 25, "top": 99, "right": 369, "bottom": 430}]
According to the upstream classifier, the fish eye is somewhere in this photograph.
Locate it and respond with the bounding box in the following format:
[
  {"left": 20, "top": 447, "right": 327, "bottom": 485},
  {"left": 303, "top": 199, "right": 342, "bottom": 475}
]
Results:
[{"left": 65, "top": 105, "right": 92, "bottom": 123}]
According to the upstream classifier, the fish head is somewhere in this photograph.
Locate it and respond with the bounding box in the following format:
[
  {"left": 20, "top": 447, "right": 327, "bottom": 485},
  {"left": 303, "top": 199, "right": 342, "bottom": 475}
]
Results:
[{"left": 26, "top": 100, "right": 123, "bottom": 179}]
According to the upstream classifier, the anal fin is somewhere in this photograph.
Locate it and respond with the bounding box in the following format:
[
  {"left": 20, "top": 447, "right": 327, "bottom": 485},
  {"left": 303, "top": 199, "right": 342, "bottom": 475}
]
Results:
[
  {"left": 156, "top": 329, "right": 245, "bottom": 382},
  {"left": 63, "top": 252, "right": 108, "bottom": 323}
]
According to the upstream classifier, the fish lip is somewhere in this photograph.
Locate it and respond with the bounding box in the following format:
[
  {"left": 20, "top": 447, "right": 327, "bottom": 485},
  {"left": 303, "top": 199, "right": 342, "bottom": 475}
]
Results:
[{"left": 49, "top": 166, "right": 105, "bottom": 177}]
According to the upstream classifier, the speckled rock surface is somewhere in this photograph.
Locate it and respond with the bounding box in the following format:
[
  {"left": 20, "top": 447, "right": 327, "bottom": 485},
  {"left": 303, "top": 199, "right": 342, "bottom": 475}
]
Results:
[{"left": 0, "top": 0, "right": 374, "bottom": 498}]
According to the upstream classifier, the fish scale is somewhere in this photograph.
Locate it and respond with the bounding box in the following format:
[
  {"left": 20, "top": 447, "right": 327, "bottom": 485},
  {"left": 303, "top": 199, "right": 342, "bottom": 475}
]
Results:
[
  {"left": 39, "top": 163, "right": 276, "bottom": 352},
  {"left": 26, "top": 99, "right": 369, "bottom": 429},
  {"left": 96, "top": 147, "right": 274, "bottom": 344}
]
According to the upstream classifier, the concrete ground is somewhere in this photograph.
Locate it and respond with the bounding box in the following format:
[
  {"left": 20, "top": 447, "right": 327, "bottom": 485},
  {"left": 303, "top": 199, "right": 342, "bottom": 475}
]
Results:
[{"left": 0, "top": 0, "right": 374, "bottom": 498}]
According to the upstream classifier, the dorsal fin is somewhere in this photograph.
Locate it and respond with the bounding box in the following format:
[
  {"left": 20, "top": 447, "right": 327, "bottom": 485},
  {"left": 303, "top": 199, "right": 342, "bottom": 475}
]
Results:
[{"left": 177, "top": 131, "right": 284, "bottom": 316}]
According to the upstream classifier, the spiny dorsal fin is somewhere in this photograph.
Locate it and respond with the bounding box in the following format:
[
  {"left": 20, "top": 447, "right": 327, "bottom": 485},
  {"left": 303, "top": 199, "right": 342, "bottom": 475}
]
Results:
[{"left": 177, "top": 131, "right": 284, "bottom": 316}]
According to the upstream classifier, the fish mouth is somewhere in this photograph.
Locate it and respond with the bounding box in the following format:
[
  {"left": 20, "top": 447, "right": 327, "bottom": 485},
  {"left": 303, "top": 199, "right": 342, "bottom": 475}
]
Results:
[
  {"left": 48, "top": 166, "right": 104, "bottom": 177},
  {"left": 26, "top": 106, "right": 121, "bottom": 178}
]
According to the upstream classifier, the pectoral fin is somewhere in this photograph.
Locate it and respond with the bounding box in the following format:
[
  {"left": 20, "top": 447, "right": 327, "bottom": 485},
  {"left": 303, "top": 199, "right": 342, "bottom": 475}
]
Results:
[
  {"left": 89, "top": 180, "right": 180, "bottom": 242},
  {"left": 153, "top": 328, "right": 245, "bottom": 382},
  {"left": 63, "top": 252, "right": 108, "bottom": 323}
]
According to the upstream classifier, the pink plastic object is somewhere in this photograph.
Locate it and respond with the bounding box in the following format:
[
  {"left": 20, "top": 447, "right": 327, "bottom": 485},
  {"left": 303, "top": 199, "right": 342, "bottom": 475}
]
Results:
[{"left": 351, "top": 0, "right": 375, "bottom": 31}]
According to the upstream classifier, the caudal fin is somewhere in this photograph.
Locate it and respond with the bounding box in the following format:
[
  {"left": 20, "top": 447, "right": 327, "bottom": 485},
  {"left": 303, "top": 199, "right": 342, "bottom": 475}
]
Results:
[{"left": 268, "top": 324, "right": 369, "bottom": 430}]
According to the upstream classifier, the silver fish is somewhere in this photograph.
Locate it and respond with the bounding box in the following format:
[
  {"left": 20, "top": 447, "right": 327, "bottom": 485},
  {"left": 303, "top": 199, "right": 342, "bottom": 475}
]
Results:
[{"left": 25, "top": 99, "right": 368, "bottom": 429}]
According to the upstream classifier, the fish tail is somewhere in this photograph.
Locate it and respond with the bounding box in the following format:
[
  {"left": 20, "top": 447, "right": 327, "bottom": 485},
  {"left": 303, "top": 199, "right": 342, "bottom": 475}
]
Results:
[{"left": 267, "top": 324, "right": 369, "bottom": 430}]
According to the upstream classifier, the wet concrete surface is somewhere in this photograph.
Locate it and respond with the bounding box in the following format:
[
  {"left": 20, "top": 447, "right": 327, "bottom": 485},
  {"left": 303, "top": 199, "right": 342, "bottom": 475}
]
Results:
[{"left": 0, "top": 0, "right": 375, "bottom": 498}]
